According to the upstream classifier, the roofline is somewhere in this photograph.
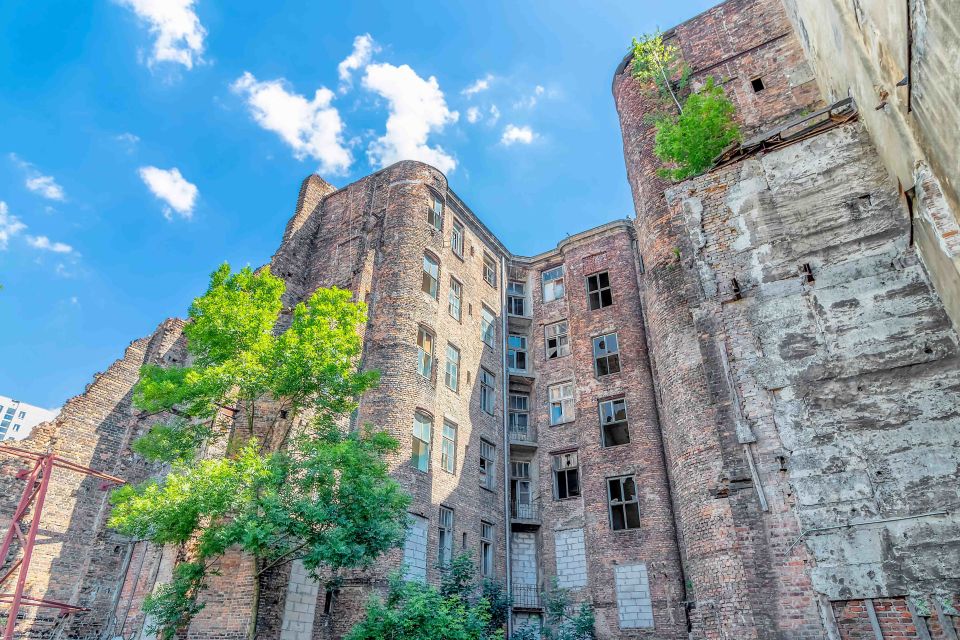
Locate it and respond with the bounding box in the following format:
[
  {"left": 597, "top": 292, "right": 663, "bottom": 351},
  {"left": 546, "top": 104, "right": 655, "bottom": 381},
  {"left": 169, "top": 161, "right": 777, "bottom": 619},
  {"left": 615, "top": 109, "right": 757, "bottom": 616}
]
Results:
[{"left": 512, "top": 218, "right": 634, "bottom": 264}]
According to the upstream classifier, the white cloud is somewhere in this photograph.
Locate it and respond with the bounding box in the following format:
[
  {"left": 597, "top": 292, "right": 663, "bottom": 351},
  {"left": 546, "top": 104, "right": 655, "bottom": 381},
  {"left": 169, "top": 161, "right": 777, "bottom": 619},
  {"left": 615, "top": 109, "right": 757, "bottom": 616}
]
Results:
[
  {"left": 117, "top": 0, "right": 206, "bottom": 69},
  {"left": 362, "top": 62, "right": 459, "bottom": 174},
  {"left": 232, "top": 72, "right": 352, "bottom": 175},
  {"left": 138, "top": 166, "right": 198, "bottom": 220},
  {"left": 0, "top": 202, "right": 26, "bottom": 250},
  {"left": 337, "top": 34, "right": 379, "bottom": 91},
  {"left": 501, "top": 124, "right": 536, "bottom": 146},
  {"left": 489, "top": 105, "right": 501, "bottom": 125},
  {"left": 466, "top": 107, "right": 482, "bottom": 124},
  {"left": 514, "top": 85, "right": 546, "bottom": 109},
  {"left": 462, "top": 74, "right": 494, "bottom": 97},
  {"left": 26, "top": 235, "right": 74, "bottom": 254},
  {"left": 9, "top": 153, "right": 66, "bottom": 201},
  {"left": 115, "top": 132, "right": 141, "bottom": 151}
]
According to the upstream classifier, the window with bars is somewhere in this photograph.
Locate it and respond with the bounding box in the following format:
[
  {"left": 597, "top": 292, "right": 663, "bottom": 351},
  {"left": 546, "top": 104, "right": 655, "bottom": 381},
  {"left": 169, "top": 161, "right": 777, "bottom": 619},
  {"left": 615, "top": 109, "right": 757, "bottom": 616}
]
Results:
[
  {"left": 480, "top": 368, "right": 496, "bottom": 415},
  {"left": 599, "top": 398, "right": 630, "bottom": 447},
  {"left": 480, "top": 521, "right": 494, "bottom": 577},
  {"left": 441, "top": 421, "right": 457, "bottom": 474},
  {"left": 507, "top": 280, "right": 526, "bottom": 316},
  {"left": 608, "top": 476, "right": 641, "bottom": 530},
  {"left": 545, "top": 320, "right": 570, "bottom": 359},
  {"left": 508, "top": 393, "right": 529, "bottom": 437},
  {"left": 412, "top": 412, "right": 431, "bottom": 472},
  {"left": 553, "top": 452, "right": 580, "bottom": 499},
  {"left": 451, "top": 219, "right": 465, "bottom": 257},
  {"left": 422, "top": 254, "right": 439, "bottom": 299},
  {"left": 586, "top": 271, "right": 613, "bottom": 310},
  {"left": 507, "top": 334, "right": 528, "bottom": 372},
  {"left": 542, "top": 266, "right": 565, "bottom": 302},
  {"left": 549, "top": 382, "right": 575, "bottom": 425},
  {"left": 438, "top": 506, "right": 454, "bottom": 566},
  {"left": 480, "top": 306, "right": 496, "bottom": 347},
  {"left": 448, "top": 277, "right": 462, "bottom": 321},
  {"left": 479, "top": 439, "right": 496, "bottom": 490},
  {"left": 483, "top": 252, "right": 497, "bottom": 287},
  {"left": 416, "top": 327, "right": 434, "bottom": 380},
  {"left": 593, "top": 333, "right": 621, "bottom": 376},
  {"left": 444, "top": 344, "right": 460, "bottom": 392},
  {"left": 428, "top": 193, "right": 443, "bottom": 231}
]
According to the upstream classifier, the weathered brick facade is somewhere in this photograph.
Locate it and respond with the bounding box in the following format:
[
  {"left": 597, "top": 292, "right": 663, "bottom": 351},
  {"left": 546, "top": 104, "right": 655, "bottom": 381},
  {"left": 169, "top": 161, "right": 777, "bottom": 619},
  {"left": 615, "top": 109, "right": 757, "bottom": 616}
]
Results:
[{"left": 3, "top": 0, "right": 960, "bottom": 638}]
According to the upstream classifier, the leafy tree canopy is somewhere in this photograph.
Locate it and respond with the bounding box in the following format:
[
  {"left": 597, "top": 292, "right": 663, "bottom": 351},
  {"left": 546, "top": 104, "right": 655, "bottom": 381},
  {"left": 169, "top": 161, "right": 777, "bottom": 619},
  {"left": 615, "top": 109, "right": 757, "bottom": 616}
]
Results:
[{"left": 109, "top": 264, "right": 410, "bottom": 639}]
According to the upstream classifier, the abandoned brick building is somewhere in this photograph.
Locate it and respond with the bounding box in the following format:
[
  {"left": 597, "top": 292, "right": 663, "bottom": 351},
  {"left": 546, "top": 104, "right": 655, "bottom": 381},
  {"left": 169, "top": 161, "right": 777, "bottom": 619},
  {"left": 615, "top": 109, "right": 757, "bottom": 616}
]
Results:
[{"left": 2, "top": 0, "right": 959, "bottom": 638}]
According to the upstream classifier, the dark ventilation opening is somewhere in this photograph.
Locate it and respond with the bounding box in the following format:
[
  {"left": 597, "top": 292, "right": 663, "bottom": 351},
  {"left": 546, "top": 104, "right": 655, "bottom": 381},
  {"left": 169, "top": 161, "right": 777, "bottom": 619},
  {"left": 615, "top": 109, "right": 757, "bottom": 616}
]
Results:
[
  {"left": 323, "top": 589, "right": 336, "bottom": 615},
  {"left": 750, "top": 77, "right": 765, "bottom": 92},
  {"left": 279, "top": 409, "right": 288, "bottom": 419},
  {"left": 903, "top": 184, "right": 916, "bottom": 247}
]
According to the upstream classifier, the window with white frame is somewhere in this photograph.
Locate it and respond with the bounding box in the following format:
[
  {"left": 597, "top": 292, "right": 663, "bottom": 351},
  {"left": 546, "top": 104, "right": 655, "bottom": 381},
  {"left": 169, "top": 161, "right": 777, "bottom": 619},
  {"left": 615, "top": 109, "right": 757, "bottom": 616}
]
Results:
[
  {"left": 422, "top": 254, "right": 440, "bottom": 299},
  {"left": 507, "top": 280, "right": 526, "bottom": 316},
  {"left": 479, "top": 439, "right": 496, "bottom": 490},
  {"left": 428, "top": 193, "right": 443, "bottom": 231},
  {"left": 444, "top": 344, "right": 460, "bottom": 392},
  {"left": 608, "top": 475, "right": 641, "bottom": 530},
  {"left": 480, "top": 306, "right": 496, "bottom": 347},
  {"left": 548, "top": 382, "right": 575, "bottom": 425},
  {"left": 586, "top": 271, "right": 613, "bottom": 310},
  {"left": 593, "top": 333, "right": 621, "bottom": 376},
  {"left": 416, "top": 327, "right": 434, "bottom": 379},
  {"left": 508, "top": 393, "right": 529, "bottom": 437},
  {"left": 599, "top": 398, "right": 630, "bottom": 447},
  {"left": 545, "top": 320, "right": 570, "bottom": 359},
  {"left": 507, "top": 334, "right": 528, "bottom": 372},
  {"left": 441, "top": 421, "right": 457, "bottom": 473},
  {"left": 480, "top": 368, "right": 496, "bottom": 415},
  {"left": 451, "top": 219, "right": 465, "bottom": 257},
  {"left": 448, "top": 277, "right": 462, "bottom": 321},
  {"left": 480, "top": 521, "right": 494, "bottom": 577},
  {"left": 553, "top": 452, "right": 580, "bottom": 499},
  {"left": 542, "top": 266, "right": 565, "bottom": 302},
  {"left": 438, "top": 506, "right": 454, "bottom": 566},
  {"left": 411, "top": 412, "right": 431, "bottom": 472},
  {"left": 483, "top": 252, "right": 497, "bottom": 287}
]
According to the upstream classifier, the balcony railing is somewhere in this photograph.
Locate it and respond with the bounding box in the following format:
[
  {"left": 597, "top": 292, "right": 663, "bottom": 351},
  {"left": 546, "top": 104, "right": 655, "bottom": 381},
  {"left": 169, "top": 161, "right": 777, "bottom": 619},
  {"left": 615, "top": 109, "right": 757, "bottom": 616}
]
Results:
[
  {"left": 511, "top": 583, "right": 542, "bottom": 609},
  {"left": 511, "top": 500, "right": 540, "bottom": 522},
  {"left": 509, "top": 425, "right": 537, "bottom": 444}
]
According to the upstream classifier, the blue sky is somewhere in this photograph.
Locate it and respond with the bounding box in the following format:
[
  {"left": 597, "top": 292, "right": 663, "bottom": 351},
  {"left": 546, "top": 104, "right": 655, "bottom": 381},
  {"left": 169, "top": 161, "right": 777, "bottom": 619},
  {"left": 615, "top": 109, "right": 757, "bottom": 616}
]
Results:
[{"left": 0, "top": 0, "right": 714, "bottom": 408}]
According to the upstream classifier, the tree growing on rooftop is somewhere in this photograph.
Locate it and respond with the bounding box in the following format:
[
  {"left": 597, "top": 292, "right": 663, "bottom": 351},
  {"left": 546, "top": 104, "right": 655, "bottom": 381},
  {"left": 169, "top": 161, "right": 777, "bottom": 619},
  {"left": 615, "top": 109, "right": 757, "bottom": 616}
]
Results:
[{"left": 108, "top": 264, "right": 410, "bottom": 640}]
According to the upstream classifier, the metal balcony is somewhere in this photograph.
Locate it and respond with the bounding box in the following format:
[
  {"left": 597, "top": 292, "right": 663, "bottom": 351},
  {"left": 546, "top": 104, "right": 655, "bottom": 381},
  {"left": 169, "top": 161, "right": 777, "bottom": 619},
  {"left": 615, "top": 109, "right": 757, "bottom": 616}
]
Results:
[
  {"left": 509, "top": 424, "right": 537, "bottom": 448},
  {"left": 511, "top": 583, "right": 542, "bottom": 610},
  {"left": 510, "top": 500, "right": 540, "bottom": 528}
]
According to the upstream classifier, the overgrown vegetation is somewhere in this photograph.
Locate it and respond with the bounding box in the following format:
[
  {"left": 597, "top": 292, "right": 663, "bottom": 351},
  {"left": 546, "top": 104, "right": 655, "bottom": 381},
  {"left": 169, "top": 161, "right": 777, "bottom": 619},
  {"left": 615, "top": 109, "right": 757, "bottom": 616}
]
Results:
[
  {"left": 631, "top": 30, "right": 741, "bottom": 180},
  {"left": 108, "top": 264, "right": 411, "bottom": 639},
  {"left": 346, "top": 553, "right": 508, "bottom": 640},
  {"left": 509, "top": 581, "right": 595, "bottom": 640}
]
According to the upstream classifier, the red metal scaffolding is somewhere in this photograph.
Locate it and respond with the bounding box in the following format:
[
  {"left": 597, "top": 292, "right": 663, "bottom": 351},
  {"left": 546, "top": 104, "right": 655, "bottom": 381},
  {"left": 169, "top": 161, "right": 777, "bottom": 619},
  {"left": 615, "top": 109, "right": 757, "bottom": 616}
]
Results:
[{"left": 0, "top": 445, "right": 124, "bottom": 639}]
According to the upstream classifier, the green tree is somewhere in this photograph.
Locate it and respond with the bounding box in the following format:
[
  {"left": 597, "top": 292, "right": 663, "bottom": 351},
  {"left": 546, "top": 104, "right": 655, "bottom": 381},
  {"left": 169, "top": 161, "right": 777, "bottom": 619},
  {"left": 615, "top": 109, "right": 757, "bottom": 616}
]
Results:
[
  {"left": 108, "top": 264, "right": 411, "bottom": 640},
  {"left": 652, "top": 77, "right": 741, "bottom": 180},
  {"left": 510, "top": 582, "right": 595, "bottom": 640},
  {"left": 347, "top": 553, "right": 507, "bottom": 640},
  {"left": 631, "top": 30, "right": 688, "bottom": 114}
]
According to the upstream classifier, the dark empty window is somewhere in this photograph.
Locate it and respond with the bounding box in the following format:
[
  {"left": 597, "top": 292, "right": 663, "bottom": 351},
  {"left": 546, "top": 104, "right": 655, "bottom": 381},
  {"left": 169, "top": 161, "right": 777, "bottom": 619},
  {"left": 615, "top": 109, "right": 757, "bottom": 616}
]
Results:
[
  {"left": 587, "top": 271, "right": 613, "bottom": 310},
  {"left": 608, "top": 475, "right": 641, "bottom": 530},
  {"left": 593, "top": 333, "right": 621, "bottom": 376},
  {"left": 750, "top": 77, "right": 765, "bottom": 92},
  {"left": 553, "top": 452, "right": 580, "bottom": 500},
  {"left": 599, "top": 398, "right": 630, "bottom": 447}
]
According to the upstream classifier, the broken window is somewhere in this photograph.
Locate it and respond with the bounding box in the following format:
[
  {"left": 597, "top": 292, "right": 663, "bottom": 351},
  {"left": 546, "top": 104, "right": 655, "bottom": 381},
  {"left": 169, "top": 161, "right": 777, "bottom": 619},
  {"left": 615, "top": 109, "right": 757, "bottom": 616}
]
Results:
[
  {"left": 545, "top": 320, "right": 570, "bottom": 359},
  {"left": 479, "top": 439, "right": 496, "bottom": 490},
  {"left": 422, "top": 253, "right": 439, "bottom": 299},
  {"left": 599, "top": 398, "right": 630, "bottom": 447},
  {"left": 483, "top": 252, "right": 497, "bottom": 287},
  {"left": 508, "top": 280, "right": 526, "bottom": 316},
  {"left": 542, "top": 265, "right": 565, "bottom": 302},
  {"left": 508, "top": 334, "right": 528, "bottom": 372},
  {"left": 593, "top": 333, "right": 621, "bottom": 376},
  {"left": 480, "top": 305, "right": 496, "bottom": 347},
  {"left": 586, "top": 271, "right": 613, "bottom": 310},
  {"left": 480, "top": 521, "right": 494, "bottom": 577},
  {"left": 448, "top": 277, "right": 462, "bottom": 321},
  {"left": 438, "top": 506, "right": 454, "bottom": 566},
  {"left": 549, "top": 382, "right": 575, "bottom": 425},
  {"left": 480, "top": 368, "right": 496, "bottom": 415},
  {"left": 428, "top": 192, "right": 443, "bottom": 231},
  {"left": 412, "top": 412, "right": 431, "bottom": 472},
  {"left": 553, "top": 452, "right": 580, "bottom": 500},
  {"left": 441, "top": 420, "right": 457, "bottom": 474},
  {"left": 451, "top": 219, "right": 465, "bottom": 257},
  {"left": 608, "top": 475, "right": 641, "bottom": 530},
  {"left": 416, "top": 327, "right": 434, "bottom": 380},
  {"left": 445, "top": 343, "right": 460, "bottom": 392}
]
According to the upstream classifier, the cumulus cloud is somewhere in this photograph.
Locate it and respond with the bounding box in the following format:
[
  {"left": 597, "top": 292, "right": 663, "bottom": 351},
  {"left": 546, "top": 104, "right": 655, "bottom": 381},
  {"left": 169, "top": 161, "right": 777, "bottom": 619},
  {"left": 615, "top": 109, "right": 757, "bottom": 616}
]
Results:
[
  {"left": 362, "top": 62, "right": 459, "bottom": 174},
  {"left": 466, "top": 106, "right": 482, "bottom": 124},
  {"left": 337, "top": 34, "right": 379, "bottom": 91},
  {"left": 26, "top": 235, "right": 74, "bottom": 254},
  {"left": 462, "top": 73, "right": 494, "bottom": 97},
  {"left": 117, "top": 0, "right": 206, "bottom": 69},
  {"left": 138, "top": 166, "right": 198, "bottom": 220},
  {"left": 501, "top": 124, "right": 536, "bottom": 146},
  {"left": 9, "top": 153, "right": 66, "bottom": 201},
  {"left": 488, "top": 105, "right": 501, "bottom": 125},
  {"left": 232, "top": 72, "right": 352, "bottom": 175},
  {"left": 0, "top": 202, "right": 26, "bottom": 250},
  {"left": 514, "top": 85, "right": 545, "bottom": 109}
]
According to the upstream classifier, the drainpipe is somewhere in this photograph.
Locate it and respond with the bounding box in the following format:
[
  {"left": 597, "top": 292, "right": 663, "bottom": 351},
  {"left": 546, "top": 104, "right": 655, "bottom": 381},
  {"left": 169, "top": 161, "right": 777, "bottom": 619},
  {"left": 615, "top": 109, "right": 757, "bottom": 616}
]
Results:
[{"left": 500, "top": 254, "right": 513, "bottom": 638}]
